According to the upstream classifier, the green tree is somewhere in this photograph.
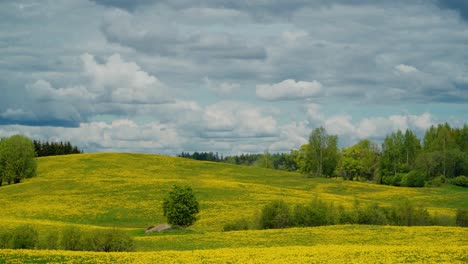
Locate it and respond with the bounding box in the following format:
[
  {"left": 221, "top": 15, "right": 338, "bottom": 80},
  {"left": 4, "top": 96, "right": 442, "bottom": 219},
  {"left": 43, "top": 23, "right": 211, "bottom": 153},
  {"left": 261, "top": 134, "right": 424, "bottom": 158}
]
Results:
[
  {"left": 404, "top": 129, "right": 421, "bottom": 167},
  {"left": 338, "top": 139, "right": 380, "bottom": 181},
  {"left": 306, "top": 127, "right": 339, "bottom": 177},
  {"left": 0, "top": 135, "right": 37, "bottom": 185},
  {"left": 162, "top": 185, "right": 200, "bottom": 227},
  {"left": 381, "top": 130, "right": 405, "bottom": 176},
  {"left": 258, "top": 150, "right": 274, "bottom": 169}
]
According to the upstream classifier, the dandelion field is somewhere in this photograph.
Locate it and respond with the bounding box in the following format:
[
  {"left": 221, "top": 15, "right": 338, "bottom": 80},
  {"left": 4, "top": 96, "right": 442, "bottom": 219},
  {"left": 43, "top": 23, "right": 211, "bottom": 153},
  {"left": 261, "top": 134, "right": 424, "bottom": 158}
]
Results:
[{"left": 0, "top": 153, "right": 467, "bottom": 263}]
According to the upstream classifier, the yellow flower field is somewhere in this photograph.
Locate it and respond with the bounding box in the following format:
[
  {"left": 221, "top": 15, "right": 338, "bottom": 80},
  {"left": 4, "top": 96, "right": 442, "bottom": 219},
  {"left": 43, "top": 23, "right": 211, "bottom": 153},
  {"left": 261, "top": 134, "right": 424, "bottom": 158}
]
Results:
[
  {"left": 0, "top": 153, "right": 466, "bottom": 263},
  {"left": 1, "top": 245, "right": 467, "bottom": 264}
]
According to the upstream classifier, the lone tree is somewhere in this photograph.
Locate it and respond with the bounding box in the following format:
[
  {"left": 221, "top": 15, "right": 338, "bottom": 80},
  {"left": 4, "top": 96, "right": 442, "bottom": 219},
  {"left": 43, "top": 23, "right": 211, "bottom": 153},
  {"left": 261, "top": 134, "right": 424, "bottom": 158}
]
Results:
[
  {"left": 162, "top": 185, "right": 199, "bottom": 227},
  {"left": 0, "top": 135, "right": 37, "bottom": 186}
]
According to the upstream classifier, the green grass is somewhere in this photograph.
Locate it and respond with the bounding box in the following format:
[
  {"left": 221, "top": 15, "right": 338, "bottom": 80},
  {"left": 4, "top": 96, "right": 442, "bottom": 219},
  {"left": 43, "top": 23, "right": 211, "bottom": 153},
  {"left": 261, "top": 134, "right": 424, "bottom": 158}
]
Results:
[{"left": 0, "top": 153, "right": 466, "bottom": 262}]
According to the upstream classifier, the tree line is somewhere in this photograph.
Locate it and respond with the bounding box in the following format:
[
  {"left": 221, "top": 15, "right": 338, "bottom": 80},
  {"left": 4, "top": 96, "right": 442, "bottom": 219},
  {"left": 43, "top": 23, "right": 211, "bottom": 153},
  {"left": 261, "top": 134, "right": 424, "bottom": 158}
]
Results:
[
  {"left": 33, "top": 140, "right": 82, "bottom": 157},
  {"left": 180, "top": 123, "right": 468, "bottom": 188}
]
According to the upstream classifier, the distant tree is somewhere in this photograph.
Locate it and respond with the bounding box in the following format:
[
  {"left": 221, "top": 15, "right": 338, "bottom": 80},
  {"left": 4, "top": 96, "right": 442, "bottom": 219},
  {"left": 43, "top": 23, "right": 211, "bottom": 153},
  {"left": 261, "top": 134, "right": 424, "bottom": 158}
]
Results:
[
  {"left": 0, "top": 135, "right": 37, "bottom": 185},
  {"left": 162, "top": 185, "right": 200, "bottom": 227},
  {"left": 258, "top": 150, "right": 274, "bottom": 169},
  {"left": 306, "top": 127, "right": 339, "bottom": 177},
  {"left": 381, "top": 130, "right": 406, "bottom": 176}
]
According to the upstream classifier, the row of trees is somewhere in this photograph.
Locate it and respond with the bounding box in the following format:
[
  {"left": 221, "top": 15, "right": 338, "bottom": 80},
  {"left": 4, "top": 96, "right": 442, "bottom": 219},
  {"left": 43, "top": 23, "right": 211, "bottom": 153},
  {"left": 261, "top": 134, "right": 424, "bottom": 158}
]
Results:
[
  {"left": 179, "top": 123, "right": 467, "bottom": 187},
  {"left": 33, "top": 140, "right": 82, "bottom": 157},
  {"left": 178, "top": 151, "right": 297, "bottom": 171}
]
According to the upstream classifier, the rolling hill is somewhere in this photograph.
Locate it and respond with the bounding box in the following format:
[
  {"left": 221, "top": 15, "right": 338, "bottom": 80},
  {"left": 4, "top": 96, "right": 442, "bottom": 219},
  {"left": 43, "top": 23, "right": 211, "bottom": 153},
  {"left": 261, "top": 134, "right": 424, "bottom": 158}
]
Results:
[{"left": 0, "top": 153, "right": 466, "bottom": 263}]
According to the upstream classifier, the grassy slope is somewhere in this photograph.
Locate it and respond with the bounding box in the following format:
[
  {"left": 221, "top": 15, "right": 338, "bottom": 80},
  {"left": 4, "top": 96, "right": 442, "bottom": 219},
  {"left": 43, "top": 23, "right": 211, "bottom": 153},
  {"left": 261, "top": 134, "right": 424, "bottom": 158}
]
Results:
[
  {"left": 0, "top": 153, "right": 467, "bottom": 262},
  {"left": 0, "top": 153, "right": 466, "bottom": 230}
]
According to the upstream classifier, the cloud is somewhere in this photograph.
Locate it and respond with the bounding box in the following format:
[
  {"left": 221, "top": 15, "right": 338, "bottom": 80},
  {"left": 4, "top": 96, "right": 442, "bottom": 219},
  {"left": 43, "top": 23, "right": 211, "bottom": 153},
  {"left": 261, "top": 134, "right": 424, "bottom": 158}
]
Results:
[
  {"left": 202, "top": 102, "right": 278, "bottom": 138},
  {"left": 203, "top": 77, "right": 240, "bottom": 97},
  {"left": 81, "top": 53, "right": 172, "bottom": 104},
  {"left": 323, "top": 112, "right": 436, "bottom": 146},
  {"left": 256, "top": 79, "right": 323, "bottom": 101},
  {"left": 101, "top": 8, "right": 266, "bottom": 60},
  {"left": 395, "top": 64, "right": 419, "bottom": 74},
  {"left": 0, "top": 53, "right": 173, "bottom": 127}
]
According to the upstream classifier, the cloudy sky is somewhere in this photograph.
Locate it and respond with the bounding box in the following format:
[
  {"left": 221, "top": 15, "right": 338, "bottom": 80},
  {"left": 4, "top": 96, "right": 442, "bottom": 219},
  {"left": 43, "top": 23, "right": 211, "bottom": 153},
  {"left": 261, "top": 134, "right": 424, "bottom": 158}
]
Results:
[{"left": 0, "top": 0, "right": 467, "bottom": 154}]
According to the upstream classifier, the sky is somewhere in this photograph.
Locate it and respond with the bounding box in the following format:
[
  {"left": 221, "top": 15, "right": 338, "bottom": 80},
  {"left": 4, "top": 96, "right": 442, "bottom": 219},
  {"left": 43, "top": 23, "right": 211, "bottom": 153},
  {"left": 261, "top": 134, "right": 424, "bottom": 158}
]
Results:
[{"left": 0, "top": 0, "right": 467, "bottom": 155}]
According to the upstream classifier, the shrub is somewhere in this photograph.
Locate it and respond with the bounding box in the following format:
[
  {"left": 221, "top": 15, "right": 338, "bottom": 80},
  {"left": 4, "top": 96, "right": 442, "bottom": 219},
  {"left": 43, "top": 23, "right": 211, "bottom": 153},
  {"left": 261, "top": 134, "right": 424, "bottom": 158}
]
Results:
[
  {"left": 382, "top": 174, "right": 403, "bottom": 186},
  {"left": 387, "top": 198, "right": 432, "bottom": 226},
  {"left": 336, "top": 205, "right": 357, "bottom": 224},
  {"left": 426, "top": 176, "right": 447, "bottom": 187},
  {"left": 163, "top": 185, "right": 200, "bottom": 227},
  {"left": 61, "top": 227, "right": 83, "bottom": 251},
  {"left": 83, "top": 229, "right": 134, "bottom": 252},
  {"left": 223, "top": 219, "right": 250, "bottom": 232},
  {"left": 294, "top": 198, "right": 333, "bottom": 227},
  {"left": 259, "top": 200, "right": 293, "bottom": 229},
  {"left": 12, "top": 225, "right": 38, "bottom": 249},
  {"left": 401, "top": 171, "right": 426, "bottom": 187},
  {"left": 451, "top": 176, "right": 468, "bottom": 188},
  {"left": 40, "top": 231, "right": 59, "bottom": 250},
  {"left": 356, "top": 203, "right": 387, "bottom": 225},
  {"left": 456, "top": 209, "right": 468, "bottom": 227},
  {"left": 0, "top": 230, "right": 12, "bottom": 249}
]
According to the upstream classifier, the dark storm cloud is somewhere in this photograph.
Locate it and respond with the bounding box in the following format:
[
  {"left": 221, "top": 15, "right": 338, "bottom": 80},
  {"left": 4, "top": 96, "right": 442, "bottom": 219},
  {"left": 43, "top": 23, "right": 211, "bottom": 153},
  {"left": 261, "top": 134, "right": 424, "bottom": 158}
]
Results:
[{"left": 437, "top": 0, "right": 468, "bottom": 20}]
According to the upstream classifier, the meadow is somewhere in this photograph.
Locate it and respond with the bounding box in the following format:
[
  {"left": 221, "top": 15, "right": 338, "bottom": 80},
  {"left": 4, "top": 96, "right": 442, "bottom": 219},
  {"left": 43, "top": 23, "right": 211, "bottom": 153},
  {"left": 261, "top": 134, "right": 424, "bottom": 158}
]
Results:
[{"left": 0, "top": 153, "right": 466, "bottom": 263}]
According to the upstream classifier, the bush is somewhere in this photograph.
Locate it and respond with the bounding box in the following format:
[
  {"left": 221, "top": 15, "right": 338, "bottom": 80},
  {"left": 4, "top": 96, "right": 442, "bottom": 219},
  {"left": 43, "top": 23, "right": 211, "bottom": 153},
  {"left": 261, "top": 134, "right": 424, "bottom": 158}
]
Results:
[
  {"left": 223, "top": 219, "right": 250, "bottom": 231},
  {"left": 401, "top": 171, "right": 426, "bottom": 187},
  {"left": 456, "top": 209, "right": 468, "bottom": 227},
  {"left": 451, "top": 176, "right": 468, "bottom": 188},
  {"left": 259, "top": 200, "right": 293, "bottom": 229},
  {"left": 12, "top": 225, "right": 38, "bottom": 249},
  {"left": 356, "top": 203, "right": 387, "bottom": 225},
  {"left": 40, "top": 231, "right": 59, "bottom": 250},
  {"left": 293, "top": 198, "right": 333, "bottom": 227},
  {"left": 163, "top": 185, "right": 200, "bottom": 227},
  {"left": 0, "top": 230, "right": 12, "bottom": 249},
  {"left": 426, "top": 176, "right": 447, "bottom": 187},
  {"left": 83, "top": 229, "right": 134, "bottom": 252},
  {"left": 61, "top": 227, "right": 83, "bottom": 251},
  {"left": 382, "top": 174, "right": 403, "bottom": 186},
  {"left": 387, "top": 198, "right": 432, "bottom": 226}
]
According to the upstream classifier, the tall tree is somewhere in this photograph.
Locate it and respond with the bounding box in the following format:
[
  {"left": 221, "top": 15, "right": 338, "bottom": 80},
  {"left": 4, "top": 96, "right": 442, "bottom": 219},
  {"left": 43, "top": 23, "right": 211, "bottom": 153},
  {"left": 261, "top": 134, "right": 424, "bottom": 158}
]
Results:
[
  {"left": 404, "top": 129, "right": 421, "bottom": 168},
  {"left": 381, "top": 130, "right": 405, "bottom": 176},
  {"left": 306, "top": 127, "right": 339, "bottom": 177}
]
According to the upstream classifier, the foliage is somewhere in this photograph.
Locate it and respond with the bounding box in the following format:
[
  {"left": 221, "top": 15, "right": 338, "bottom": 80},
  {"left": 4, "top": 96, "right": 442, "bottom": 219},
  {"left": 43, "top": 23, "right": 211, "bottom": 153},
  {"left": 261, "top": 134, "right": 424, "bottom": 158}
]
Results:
[
  {"left": 33, "top": 140, "right": 82, "bottom": 157},
  {"left": 82, "top": 229, "right": 134, "bottom": 252},
  {"left": 223, "top": 219, "right": 250, "bottom": 232},
  {"left": 400, "top": 170, "right": 426, "bottom": 187},
  {"left": 163, "top": 185, "right": 200, "bottom": 227},
  {"left": 455, "top": 209, "right": 468, "bottom": 227},
  {"left": 293, "top": 198, "right": 334, "bottom": 226},
  {"left": 12, "top": 225, "right": 38, "bottom": 249},
  {"left": 337, "top": 139, "right": 379, "bottom": 181},
  {"left": 61, "top": 227, "right": 83, "bottom": 251},
  {"left": 305, "top": 127, "right": 339, "bottom": 177},
  {"left": 259, "top": 200, "right": 293, "bottom": 229},
  {"left": 451, "top": 176, "right": 468, "bottom": 187},
  {"left": 0, "top": 135, "right": 36, "bottom": 185}
]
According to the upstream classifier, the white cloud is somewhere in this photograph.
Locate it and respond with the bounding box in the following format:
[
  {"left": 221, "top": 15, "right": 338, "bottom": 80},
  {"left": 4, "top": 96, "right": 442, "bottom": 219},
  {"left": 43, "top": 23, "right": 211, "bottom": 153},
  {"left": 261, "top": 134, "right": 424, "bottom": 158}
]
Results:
[
  {"left": 323, "top": 112, "right": 436, "bottom": 145},
  {"left": 202, "top": 102, "right": 278, "bottom": 138},
  {"left": 305, "top": 103, "right": 324, "bottom": 122},
  {"left": 282, "top": 31, "right": 308, "bottom": 45},
  {"left": 395, "top": 64, "right": 419, "bottom": 74},
  {"left": 81, "top": 53, "right": 171, "bottom": 104},
  {"left": 256, "top": 79, "right": 322, "bottom": 101}
]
